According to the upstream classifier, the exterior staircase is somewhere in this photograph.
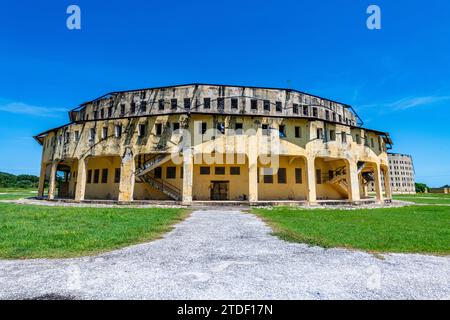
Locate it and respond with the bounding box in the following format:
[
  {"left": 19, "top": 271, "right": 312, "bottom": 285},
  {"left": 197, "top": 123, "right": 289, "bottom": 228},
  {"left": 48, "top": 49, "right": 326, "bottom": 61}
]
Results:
[
  {"left": 325, "top": 166, "right": 349, "bottom": 197},
  {"left": 138, "top": 174, "right": 181, "bottom": 201},
  {"left": 135, "top": 154, "right": 172, "bottom": 177},
  {"left": 135, "top": 153, "right": 181, "bottom": 201}
]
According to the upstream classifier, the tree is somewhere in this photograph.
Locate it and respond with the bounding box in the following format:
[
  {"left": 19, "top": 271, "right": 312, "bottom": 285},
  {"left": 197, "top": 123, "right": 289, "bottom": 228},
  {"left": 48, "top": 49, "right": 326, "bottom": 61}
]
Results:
[{"left": 415, "top": 183, "right": 428, "bottom": 193}]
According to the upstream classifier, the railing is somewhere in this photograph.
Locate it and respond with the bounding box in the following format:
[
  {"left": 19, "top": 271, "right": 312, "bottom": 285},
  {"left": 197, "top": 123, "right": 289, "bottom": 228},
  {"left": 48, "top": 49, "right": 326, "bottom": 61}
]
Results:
[
  {"left": 135, "top": 154, "right": 168, "bottom": 176},
  {"left": 141, "top": 175, "right": 181, "bottom": 201}
]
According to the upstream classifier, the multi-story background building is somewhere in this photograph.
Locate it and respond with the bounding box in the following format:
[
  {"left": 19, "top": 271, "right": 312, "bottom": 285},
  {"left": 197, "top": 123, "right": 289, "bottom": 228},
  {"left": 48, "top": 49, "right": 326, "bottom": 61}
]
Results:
[
  {"left": 34, "top": 84, "right": 393, "bottom": 205},
  {"left": 368, "top": 153, "right": 416, "bottom": 194}
]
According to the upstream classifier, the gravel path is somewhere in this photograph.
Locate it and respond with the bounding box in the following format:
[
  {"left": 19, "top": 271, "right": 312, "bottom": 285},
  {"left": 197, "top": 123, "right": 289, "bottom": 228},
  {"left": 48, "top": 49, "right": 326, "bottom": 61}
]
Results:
[{"left": 0, "top": 209, "right": 449, "bottom": 300}]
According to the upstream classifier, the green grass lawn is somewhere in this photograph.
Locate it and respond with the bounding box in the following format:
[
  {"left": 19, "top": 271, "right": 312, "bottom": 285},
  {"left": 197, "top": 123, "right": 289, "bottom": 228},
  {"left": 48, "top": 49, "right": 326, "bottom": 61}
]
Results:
[
  {"left": 393, "top": 193, "right": 450, "bottom": 205},
  {"left": 0, "top": 188, "right": 37, "bottom": 200},
  {"left": 0, "top": 203, "right": 188, "bottom": 259},
  {"left": 253, "top": 205, "right": 450, "bottom": 255}
]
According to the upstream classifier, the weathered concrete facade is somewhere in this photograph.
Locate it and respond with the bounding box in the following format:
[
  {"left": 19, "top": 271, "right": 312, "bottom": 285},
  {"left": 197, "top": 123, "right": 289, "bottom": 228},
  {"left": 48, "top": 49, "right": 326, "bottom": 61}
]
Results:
[{"left": 34, "top": 84, "right": 393, "bottom": 205}]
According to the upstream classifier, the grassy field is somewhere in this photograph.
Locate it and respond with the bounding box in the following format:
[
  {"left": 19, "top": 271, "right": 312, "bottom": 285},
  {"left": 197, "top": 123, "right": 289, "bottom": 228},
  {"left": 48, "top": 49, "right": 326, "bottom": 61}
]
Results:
[
  {"left": 0, "top": 188, "right": 37, "bottom": 200},
  {"left": 253, "top": 205, "right": 450, "bottom": 255},
  {"left": 0, "top": 203, "right": 188, "bottom": 259},
  {"left": 393, "top": 193, "right": 450, "bottom": 205}
]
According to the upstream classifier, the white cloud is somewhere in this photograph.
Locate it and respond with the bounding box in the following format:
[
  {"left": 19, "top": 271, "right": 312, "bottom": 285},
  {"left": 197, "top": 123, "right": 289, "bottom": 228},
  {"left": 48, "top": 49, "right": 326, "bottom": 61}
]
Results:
[
  {"left": 358, "top": 95, "right": 450, "bottom": 112},
  {"left": 386, "top": 96, "right": 450, "bottom": 110},
  {"left": 0, "top": 101, "right": 67, "bottom": 117}
]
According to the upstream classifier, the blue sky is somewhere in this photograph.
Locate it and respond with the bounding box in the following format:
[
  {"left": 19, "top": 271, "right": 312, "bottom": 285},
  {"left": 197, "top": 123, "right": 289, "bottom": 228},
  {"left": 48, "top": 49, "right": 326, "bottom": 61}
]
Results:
[{"left": 0, "top": 0, "right": 449, "bottom": 186}]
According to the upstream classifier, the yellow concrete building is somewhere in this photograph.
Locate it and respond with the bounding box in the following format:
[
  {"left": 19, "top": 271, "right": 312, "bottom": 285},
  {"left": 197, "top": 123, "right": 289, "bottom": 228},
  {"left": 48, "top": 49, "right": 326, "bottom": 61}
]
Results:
[{"left": 34, "top": 84, "right": 393, "bottom": 205}]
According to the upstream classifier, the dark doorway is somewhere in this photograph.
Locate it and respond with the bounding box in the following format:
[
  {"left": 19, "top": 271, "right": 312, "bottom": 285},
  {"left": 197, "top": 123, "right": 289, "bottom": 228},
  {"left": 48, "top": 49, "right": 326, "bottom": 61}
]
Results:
[{"left": 211, "top": 181, "right": 229, "bottom": 200}]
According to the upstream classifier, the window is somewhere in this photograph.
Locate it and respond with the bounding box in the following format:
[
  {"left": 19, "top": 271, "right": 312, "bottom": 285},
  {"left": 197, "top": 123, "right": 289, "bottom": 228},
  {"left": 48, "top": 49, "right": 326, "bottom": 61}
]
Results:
[
  {"left": 295, "top": 168, "right": 302, "bottom": 184},
  {"left": 217, "top": 98, "right": 224, "bottom": 110},
  {"left": 316, "top": 128, "right": 323, "bottom": 139},
  {"left": 108, "top": 107, "right": 113, "bottom": 117},
  {"left": 200, "top": 167, "right": 210, "bottom": 175},
  {"left": 154, "top": 167, "right": 162, "bottom": 179},
  {"left": 184, "top": 98, "right": 191, "bottom": 110},
  {"left": 204, "top": 98, "right": 211, "bottom": 109},
  {"left": 115, "top": 125, "right": 122, "bottom": 138},
  {"left": 155, "top": 123, "right": 162, "bottom": 136},
  {"left": 371, "top": 138, "right": 375, "bottom": 148},
  {"left": 295, "top": 126, "right": 301, "bottom": 138},
  {"left": 94, "top": 110, "right": 98, "bottom": 119},
  {"left": 215, "top": 167, "right": 225, "bottom": 175},
  {"left": 200, "top": 122, "right": 207, "bottom": 135},
  {"left": 121, "top": 104, "right": 126, "bottom": 116},
  {"left": 158, "top": 99, "right": 165, "bottom": 110},
  {"left": 277, "top": 168, "right": 287, "bottom": 184},
  {"left": 279, "top": 125, "right": 286, "bottom": 138},
  {"left": 138, "top": 124, "right": 146, "bottom": 137},
  {"left": 332, "top": 113, "right": 336, "bottom": 122},
  {"left": 303, "top": 105, "right": 309, "bottom": 116},
  {"left": 262, "top": 124, "right": 269, "bottom": 136},
  {"left": 312, "top": 107, "right": 318, "bottom": 117},
  {"left": 276, "top": 101, "right": 282, "bottom": 112},
  {"left": 329, "top": 130, "right": 336, "bottom": 141},
  {"left": 114, "top": 168, "right": 121, "bottom": 183},
  {"left": 93, "top": 169, "right": 100, "bottom": 184},
  {"left": 216, "top": 122, "right": 225, "bottom": 134},
  {"left": 316, "top": 169, "right": 322, "bottom": 184},
  {"left": 251, "top": 99, "right": 258, "bottom": 110},
  {"left": 328, "top": 170, "right": 334, "bottom": 181},
  {"left": 173, "top": 122, "right": 180, "bottom": 132},
  {"left": 171, "top": 99, "right": 177, "bottom": 109},
  {"left": 325, "top": 110, "right": 330, "bottom": 120},
  {"left": 355, "top": 134, "right": 361, "bottom": 144},
  {"left": 101, "top": 127, "right": 108, "bottom": 139},
  {"left": 74, "top": 131, "right": 80, "bottom": 142},
  {"left": 101, "top": 169, "right": 108, "bottom": 184},
  {"left": 339, "top": 115, "right": 342, "bottom": 122},
  {"left": 293, "top": 103, "right": 299, "bottom": 114},
  {"left": 64, "top": 132, "right": 70, "bottom": 144},
  {"left": 230, "top": 167, "right": 240, "bottom": 175},
  {"left": 341, "top": 132, "right": 347, "bottom": 143},
  {"left": 140, "top": 101, "right": 147, "bottom": 112},
  {"left": 231, "top": 98, "right": 238, "bottom": 109},
  {"left": 235, "top": 123, "right": 243, "bottom": 134},
  {"left": 166, "top": 167, "right": 176, "bottom": 179},
  {"left": 263, "top": 168, "right": 274, "bottom": 184},
  {"left": 130, "top": 102, "right": 135, "bottom": 114},
  {"left": 87, "top": 170, "right": 92, "bottom": 184},
  {"left": 100, "top": 109, "right": 104, "bottom": 118},
  {"left": 89, "top": 128, "right": 96, "bottom": 140},
  {"left": 263, "top": 100, "right": 270, "bottom": 111}
]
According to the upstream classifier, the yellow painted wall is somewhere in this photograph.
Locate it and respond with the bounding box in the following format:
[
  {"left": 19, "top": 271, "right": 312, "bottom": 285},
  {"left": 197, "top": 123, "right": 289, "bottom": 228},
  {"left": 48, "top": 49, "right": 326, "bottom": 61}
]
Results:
[
  {"left": 84, "top": 156, "right": 121, "bottom": 200},
  {"left": 258, "top": 156, "right": 307, "bottom": 200},
  {"left": 192, "top": 154, "right": 249, "bottom": 201}
]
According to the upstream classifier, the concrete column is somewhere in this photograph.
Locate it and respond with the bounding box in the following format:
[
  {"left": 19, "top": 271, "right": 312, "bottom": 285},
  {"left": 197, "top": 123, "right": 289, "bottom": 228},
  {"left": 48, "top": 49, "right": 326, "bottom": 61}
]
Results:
[
  {"left": 363, "top": 184, "right": 369, "bottom": 198},
  {"left": 248, "top": 134, "right": 258, "bottom": 204},
  {"left": 74, "top": 158, "right": 87, "bottom": 202},
  {"left": 346, "top": 160, "right": 361, "bottom": 202},
  {"left": 118, "top": 148, "right": 135, "bottom": 202},
  {"left": 37, "top": 163, "right": 47, "bottom": 198},
  {"left": 373, "top": 163, "right": 384, "bottom": 203},
  {"left": 182, "top": 149, "right": 193, "bottom": 204},
  {"left": 47, "top": 161, "right": 58, "bottom": 200},
  {"left": 382, "top": 166, "right": 392, "bottom": 199},
  {"left": 306, "top": 156, "right": 317, "bottom": 204}
]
